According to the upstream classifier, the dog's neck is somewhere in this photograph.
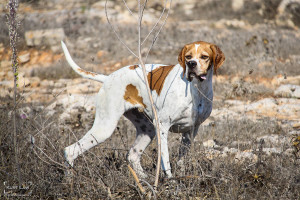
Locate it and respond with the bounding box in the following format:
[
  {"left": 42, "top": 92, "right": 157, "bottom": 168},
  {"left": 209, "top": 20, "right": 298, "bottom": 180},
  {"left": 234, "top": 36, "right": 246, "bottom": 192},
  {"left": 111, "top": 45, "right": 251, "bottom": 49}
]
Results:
[
  {"left": 189, "top": 66, "right": 214, "bottom": 126},
  {"left": 190, "top": 66, "right": 213, "bottom": 101}
]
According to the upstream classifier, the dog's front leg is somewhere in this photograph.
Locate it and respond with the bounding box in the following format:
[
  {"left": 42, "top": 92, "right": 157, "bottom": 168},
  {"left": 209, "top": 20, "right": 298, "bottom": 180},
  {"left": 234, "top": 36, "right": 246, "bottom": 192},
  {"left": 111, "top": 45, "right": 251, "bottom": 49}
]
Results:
[
  {"left": 160, "top": 130, "right": 172, "bottom": 178},
  {"left": 178, "top": 131, "right": 192, "bottom": 159}
]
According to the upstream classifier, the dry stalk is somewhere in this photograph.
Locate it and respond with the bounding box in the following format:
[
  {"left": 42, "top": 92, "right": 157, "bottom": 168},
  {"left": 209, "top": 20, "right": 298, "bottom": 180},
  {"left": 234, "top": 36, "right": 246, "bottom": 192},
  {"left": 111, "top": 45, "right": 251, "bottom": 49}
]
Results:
[
  {"left": 128, "top": 165, "right": 146, "bottom": 194},
  {"left": 137, "top": 0, "right": 162, "bottom": 189},
  {"left": 105, "top": 0, "right": 172, "bottom": 190}
]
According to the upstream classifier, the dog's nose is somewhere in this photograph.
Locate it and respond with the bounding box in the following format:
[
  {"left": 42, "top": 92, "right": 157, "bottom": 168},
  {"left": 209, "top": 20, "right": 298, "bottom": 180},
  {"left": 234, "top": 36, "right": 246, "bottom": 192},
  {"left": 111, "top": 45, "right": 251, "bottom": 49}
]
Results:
[{"left": 187, "top": 61, "right": 197, "bottom": 68}]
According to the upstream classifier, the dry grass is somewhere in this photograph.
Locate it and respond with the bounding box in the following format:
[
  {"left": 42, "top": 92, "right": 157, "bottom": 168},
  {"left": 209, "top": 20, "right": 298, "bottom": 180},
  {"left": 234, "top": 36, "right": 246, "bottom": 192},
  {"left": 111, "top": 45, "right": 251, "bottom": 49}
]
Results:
[{"left": 0, "top": 95, "right": 299, "bottom": 199}]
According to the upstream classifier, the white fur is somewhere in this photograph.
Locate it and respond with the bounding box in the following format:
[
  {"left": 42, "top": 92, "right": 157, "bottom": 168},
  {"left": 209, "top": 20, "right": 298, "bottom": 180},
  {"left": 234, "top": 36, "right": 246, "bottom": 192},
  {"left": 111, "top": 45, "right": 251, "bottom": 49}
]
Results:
[
  {"left": 195, "top": 44, "right": 200, "bottom": 54},
  {"left": 61, "top": 41, "right": 107, "bottom": 83},
  {"left": 62, "top": 42, "right": 214, "bottom": 178}
]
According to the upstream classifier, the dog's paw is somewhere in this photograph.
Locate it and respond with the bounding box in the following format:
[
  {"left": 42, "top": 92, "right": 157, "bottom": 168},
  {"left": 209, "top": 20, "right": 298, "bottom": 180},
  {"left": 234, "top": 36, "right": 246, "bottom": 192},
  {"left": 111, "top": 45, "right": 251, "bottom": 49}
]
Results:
[{"left": 137, "top": 171, "right": 148, "bottom": 179}]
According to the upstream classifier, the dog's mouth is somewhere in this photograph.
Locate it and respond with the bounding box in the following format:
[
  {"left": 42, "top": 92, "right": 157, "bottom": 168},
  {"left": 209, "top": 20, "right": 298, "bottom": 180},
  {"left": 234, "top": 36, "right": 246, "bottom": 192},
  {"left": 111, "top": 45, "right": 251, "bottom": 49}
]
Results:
[{"left": 188, "top": 72, "right": 207, "bottom": 82}]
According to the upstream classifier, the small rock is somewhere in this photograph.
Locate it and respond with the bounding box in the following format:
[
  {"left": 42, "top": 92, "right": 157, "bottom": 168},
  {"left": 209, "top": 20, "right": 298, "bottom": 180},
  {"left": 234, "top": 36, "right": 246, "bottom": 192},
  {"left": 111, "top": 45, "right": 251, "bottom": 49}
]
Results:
[
  {"left": 223, "top": 147, "right": 238, "bottom": 154},
  {"left": 225, "top": 99, "right": 244, "bottom": 106},
  {"left": 25, "top": 28, "right": 65, "bottom": 47},
  {"left": 257, "top": 135, "right": 287, "bottom": 146},
  {"left": 97, "top": 50, "right": 107, "bottom": 58},
  {"left": 19, "top": 52, "right": 31, "bottom": 64},
  {"left": 232, "top": 0, "right": 244, "bottom": 12},
  {"left": 235, "top": 150, "right": 257, "bottom": 162},
  {"left": 245, "top": 98, "right": 277, "bottom": 111},
  {"left": 203, "top": 139, "right": 218, "bottom": 148},
  {"left": 91, "top": 1, "right": 114, "bottom": 9},
  {"left": 30, "top": 77, "right": 41, "bottom": 88},
  {"left": 257, "top": 61, "right": 273, "bottom": 69},
  {"left": 262, "top": 148, "right": 281, "bottom": 156},
  {"left": 274, "top": 84, "right": 300, "bottom": 98},
  {"left": 272, "top": 75, "right": 300, "bottom": 86},
  {"left": 292, "top": 123, "right": 300, "bottom": 129}
]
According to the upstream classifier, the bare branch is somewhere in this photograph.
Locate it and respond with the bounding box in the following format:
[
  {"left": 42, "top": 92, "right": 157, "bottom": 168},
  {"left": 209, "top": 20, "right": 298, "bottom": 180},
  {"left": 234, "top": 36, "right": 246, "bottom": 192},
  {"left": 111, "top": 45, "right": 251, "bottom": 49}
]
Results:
[
  {"left": 128, "top": 165, "right": 146, "bottom": 194},
  {"left": 141, "top": 0, "right": 168, "bottom": 46},
  {"left": 105, "top": 0, "right": 138, "bottom": 58},
  {"left": 145, "top": 0, "right": 172, "bottom": 63},
  {"left": 122, "top": 0, "right": 136, "bottom": 19},
  {"left": 137, "top": 0, "right": 163, "bottom": 189},
  {"left": 106, "top": 0, "right": 172, "bottom": 190}
]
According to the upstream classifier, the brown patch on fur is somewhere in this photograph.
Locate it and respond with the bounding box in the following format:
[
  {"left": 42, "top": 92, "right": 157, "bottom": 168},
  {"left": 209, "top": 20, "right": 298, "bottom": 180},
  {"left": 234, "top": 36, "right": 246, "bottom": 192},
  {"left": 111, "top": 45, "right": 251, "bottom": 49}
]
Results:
[
  {"left": 147, "top": 65, "right": 175, "bottom": 95},
  {"left": 210, "top": 45, "right": 225, "bottom": 75},
  {"left": 77, "top": 68, "right": 97, "bottom": 77},
  {"left": 124, "top": 84, "right": 147, "bottom": 108},
  {"left": 129, "top": 65, "right": 139, "bottom": 70}
]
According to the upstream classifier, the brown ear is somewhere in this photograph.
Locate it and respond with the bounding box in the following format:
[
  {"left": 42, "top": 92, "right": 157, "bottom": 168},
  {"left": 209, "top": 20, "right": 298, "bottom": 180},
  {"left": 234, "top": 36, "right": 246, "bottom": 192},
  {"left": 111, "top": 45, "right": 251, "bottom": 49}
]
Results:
[
  {"left": 178, "top": 46, "right": 187, "bottom": 78},
  {"left": 210, "top": 45, "right": 225, "bottom": 75}
]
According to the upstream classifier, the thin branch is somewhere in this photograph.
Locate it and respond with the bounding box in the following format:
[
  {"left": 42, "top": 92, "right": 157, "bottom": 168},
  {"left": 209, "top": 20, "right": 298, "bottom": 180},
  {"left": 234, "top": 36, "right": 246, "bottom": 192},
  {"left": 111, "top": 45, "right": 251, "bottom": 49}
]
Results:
[
  {"left": 128, "top": 165, "right": 146, "bottom": 194},
  {"left": 122, "top": 0, "right": 136, "bottom": 19},
  {"left": 105, "top": 0, "right": 138, "bottom": 58},
  {"left": 138, "top": 0, "right": 162, "bottom": 189},
  {"left": 145, "top": 0, "right": 172, "bottom": 63},
  {"left": 141, "top": 0, "right": 167, "bottom": 46},
  {"left": 106, "top": 0, "right": 172, "bottom": 190}
]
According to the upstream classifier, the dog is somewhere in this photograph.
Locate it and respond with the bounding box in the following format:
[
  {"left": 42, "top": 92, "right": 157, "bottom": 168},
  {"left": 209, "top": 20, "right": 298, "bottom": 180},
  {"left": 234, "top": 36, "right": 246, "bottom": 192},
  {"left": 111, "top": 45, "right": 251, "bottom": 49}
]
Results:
[{"left": 61, "top": 40, "right": 225, "bottom": 178}]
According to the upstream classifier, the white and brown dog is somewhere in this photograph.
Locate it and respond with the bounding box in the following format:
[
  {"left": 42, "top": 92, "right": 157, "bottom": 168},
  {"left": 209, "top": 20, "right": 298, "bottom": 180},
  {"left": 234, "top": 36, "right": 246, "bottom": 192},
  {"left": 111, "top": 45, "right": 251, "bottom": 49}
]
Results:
[{"left": 61, "top": 41, "right": 225, "bottom": 178}]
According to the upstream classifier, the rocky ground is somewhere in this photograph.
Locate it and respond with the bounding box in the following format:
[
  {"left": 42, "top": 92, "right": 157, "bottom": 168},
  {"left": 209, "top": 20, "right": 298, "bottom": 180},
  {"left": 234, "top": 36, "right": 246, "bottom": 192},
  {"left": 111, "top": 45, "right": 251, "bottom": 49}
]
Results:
[{"left": 0, "top": 0, "right": 300, "bottom": 199}]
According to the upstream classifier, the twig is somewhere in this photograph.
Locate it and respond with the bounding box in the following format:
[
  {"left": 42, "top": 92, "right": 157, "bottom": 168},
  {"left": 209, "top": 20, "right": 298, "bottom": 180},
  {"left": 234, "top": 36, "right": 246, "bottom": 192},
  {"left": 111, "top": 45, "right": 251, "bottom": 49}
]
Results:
[
  {"left": 213, "top": 184, "right": 220, "bottom": 200},
  {"left": 140, "top": 180, "right": 157, "bottom": 200},
  {"left": 128, "top": 165, "right": 146, "bottom": 194},
  {"left": 105, "top": 0, "right": 138, "bottom": 58},
  {"left": 106, "top": 0, "right": 172, "bottom": 190},
  {"left": 137, "top": 0, "right": 162, "bottom": 189},
  {"left": 122, "top": 0, "right": 136, "bottom": 19},
  {"left": 144, "top": 0, "right": 172, "bottom": 63}
]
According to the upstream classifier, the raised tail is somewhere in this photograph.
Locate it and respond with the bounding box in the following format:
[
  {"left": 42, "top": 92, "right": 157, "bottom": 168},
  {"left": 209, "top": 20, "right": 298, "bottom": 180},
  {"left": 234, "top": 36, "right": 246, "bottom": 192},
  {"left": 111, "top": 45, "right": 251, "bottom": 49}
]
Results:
[{"left": 61, "top": 41, "right": 107, "bottom": 83}]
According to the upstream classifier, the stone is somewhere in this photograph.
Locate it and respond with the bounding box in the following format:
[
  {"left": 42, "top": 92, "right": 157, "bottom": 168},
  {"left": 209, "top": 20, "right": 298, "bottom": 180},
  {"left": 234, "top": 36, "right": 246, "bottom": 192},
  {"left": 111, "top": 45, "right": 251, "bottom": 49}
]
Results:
[
  {"left": 292, "top": 122, "right": 300, "bottom": 129},
  {"left": 25, "top": 28, "right": 65, "bottom": 47},
  {"left": 274, "top": 84, "right": 300, "bottom": 98},
  {"left": 232, "top": 0, "right": 244, "bottom": 12},
  {"left": 203, "top": 139, "right": 218, "bottom": 148},
  {"left": 245, "top": 98, "right": 277, "bottom": 112},
  {"left": 223, "top": 147, "right": 238, "bottom": 154},
  {"left": 256, "top": 135, "right": 288, "bottom": 146},
  {"left": 18, "top": 52, "right": 31, "bottom": 64},
  {"left": 262, "top": 148, "right": 281, "bottom": 156},
  {"left": 235, "top": 150, "right": 257, "bottom": 162}
]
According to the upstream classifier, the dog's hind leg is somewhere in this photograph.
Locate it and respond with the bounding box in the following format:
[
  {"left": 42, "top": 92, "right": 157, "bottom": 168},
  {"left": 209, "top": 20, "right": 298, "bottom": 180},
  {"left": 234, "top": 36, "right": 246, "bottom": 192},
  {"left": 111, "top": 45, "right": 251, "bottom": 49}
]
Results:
[
  {"left": 64, "top": 90, "right": 124, "bottom": 167},
  {"left": 124, "top": 109, "right": 155, "bottom": 178}
]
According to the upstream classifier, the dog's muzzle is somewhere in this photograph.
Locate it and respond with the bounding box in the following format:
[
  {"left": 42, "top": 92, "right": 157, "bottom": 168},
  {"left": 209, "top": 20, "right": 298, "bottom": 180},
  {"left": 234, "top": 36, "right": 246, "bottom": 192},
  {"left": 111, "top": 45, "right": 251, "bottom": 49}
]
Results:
[
  {"left": 186, "top": 61, "right": 207, "bottom": 82},
  {"left": 188, "top": 72, "right": 207, "bottom": 82},
  {"left": 187, "top": 61, "right": 197, "bottom": 69}
]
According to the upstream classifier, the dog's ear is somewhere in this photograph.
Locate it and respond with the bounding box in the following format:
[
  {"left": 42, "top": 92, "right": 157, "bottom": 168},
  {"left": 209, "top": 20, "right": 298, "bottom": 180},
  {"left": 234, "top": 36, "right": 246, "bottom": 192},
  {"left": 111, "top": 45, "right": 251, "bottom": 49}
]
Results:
[
  {"left": 210, "top": 45, "right": 225, "bottom": 75},
  {"left": 178, "top": 46, "right": 187, "bottom": 78}
]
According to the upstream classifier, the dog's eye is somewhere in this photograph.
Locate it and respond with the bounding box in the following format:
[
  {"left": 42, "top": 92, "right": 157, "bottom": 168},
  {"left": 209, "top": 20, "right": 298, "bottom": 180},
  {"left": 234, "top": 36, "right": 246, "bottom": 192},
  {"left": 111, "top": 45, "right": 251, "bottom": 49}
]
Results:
[
  {"left": 185, "top": 55, "right": 192, "bottom": 60},
  {"left": 201, "top": 55, "right": 209, "bottom": 59}
]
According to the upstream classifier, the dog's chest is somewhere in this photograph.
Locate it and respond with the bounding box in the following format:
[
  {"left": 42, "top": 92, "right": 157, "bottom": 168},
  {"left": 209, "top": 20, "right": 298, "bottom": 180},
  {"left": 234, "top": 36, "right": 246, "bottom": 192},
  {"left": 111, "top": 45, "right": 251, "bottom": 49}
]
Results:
[{"left": 169, "top": 96, "right": 212, "bottom": 133}]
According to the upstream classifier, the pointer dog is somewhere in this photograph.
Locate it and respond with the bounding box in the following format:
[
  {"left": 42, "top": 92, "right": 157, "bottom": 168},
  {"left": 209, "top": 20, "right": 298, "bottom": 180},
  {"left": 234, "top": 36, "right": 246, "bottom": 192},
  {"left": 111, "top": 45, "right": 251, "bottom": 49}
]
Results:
[{"left": 61, "top": 41, "right": 225, "bottom": 178}]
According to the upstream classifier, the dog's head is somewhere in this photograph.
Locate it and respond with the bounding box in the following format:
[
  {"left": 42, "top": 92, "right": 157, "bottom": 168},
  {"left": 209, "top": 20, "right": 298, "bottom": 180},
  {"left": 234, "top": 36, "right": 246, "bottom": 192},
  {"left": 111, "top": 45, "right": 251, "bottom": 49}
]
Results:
[{"left": 178, "top": 41, "right": 225, "bottom": 82}]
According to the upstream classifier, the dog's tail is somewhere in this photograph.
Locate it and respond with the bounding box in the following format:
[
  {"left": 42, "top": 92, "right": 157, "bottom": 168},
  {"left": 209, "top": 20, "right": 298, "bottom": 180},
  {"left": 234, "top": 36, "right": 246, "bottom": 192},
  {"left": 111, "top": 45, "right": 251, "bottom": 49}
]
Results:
[{"left": 61, "top": 41, "right": 107, "bottom": 83}]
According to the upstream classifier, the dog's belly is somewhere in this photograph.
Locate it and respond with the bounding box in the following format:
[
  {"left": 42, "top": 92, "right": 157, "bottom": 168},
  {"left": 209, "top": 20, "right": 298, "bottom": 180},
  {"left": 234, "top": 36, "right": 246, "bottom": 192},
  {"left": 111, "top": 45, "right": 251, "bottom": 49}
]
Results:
[
  {"left": 169, "top": 110, "right": 195, "bottom": 133},
  {"left": 169, "top": 123, "right": 193, "bottom": 133}
]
